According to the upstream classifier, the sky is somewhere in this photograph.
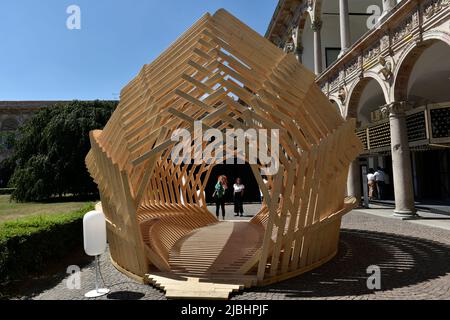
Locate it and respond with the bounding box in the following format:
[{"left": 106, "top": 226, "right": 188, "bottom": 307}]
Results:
[{"left": 0, "top": 0, "right": 278, "bottom": 101}]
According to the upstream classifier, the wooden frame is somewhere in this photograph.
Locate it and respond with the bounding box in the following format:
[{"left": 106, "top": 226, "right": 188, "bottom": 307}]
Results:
[{"left": 86, "top": 9, "right": 363, "bottom": 299}]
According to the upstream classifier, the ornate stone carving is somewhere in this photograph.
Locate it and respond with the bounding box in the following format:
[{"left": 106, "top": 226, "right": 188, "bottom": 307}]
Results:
[
  {"left": 345, "top": 57, "right": 359, "bottom": 75},
  {"left": 378, "top": 56, "right": 393, "bottom": 81},
  {"left": 284, "top": 41, "right": 295, "bottom": 53},
  {"left": 423, "top": 0, "right": 449, "bottom": 21},
  {"left": 412, "top": 10, "right": 420, "bottom": 27},
  {"left": 380, "top": 34, "right": 390, "bottom": 51},
  {"left": 311, "top": 19, "right": 323, "bottom": 32},
  {"left": 339, "top": 69, "right": 346, "bottom": 82},
  {"left": 363, "top": 41, "right": 381, "bottom": 63},
  {"left": 338, "top": 87, "right": 347, "bottom": 103},
  {"left": 284, "top": 25, "right": 303, "bottom": 56},
  {"left": 392, "top": 14, "right": 418, "bottom": 44},
  {"left": 381, "top": 102, "right": 412, "bottom": 117},
  {"left": 329, "top": 72, "right": 340, "bottom": 90}
]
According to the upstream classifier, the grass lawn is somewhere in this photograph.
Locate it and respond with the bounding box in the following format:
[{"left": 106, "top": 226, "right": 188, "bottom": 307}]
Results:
[{"left": 0, "top": 195, "right": 95, "bottom": 223}]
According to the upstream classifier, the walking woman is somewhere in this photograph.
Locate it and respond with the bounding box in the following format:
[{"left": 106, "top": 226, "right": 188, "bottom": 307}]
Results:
[
  {"left": 233, "top": 178, "right": 245, "bottom": 217},
  {"left": 213, "top": 175, "right": 228, "bottom": 220}
]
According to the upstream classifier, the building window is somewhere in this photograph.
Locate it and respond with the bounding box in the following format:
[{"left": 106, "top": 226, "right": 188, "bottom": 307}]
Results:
[{"left": 325, "top": 48, "right": 341, "bottom": 68}]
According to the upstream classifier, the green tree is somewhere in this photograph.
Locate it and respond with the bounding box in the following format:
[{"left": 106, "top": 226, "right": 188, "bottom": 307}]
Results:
[
  {"left": 0, "top": 157, "right": 15, "bottom": 188},
  {"left": 0, "top": 132, "right": 18, "bottom": 188},
  {"left": 9, "top": 100, "right": 116, "bottom": 202},
  {"left": 0, "top": 131, "right": 17, "bottom": 152}
]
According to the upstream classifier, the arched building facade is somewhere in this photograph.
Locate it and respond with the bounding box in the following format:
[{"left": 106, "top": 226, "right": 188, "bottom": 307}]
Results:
[
  {"left": 0, "top": 101, "right": 65, "bottom": 162},
  {"left": 266, "top": 0, "right": 450, "bottom": 216}
]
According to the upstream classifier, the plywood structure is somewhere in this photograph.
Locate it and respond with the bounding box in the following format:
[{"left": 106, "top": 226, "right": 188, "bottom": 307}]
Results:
[{"left": 86, "top": 9, "right": 363, "bottom": 299}]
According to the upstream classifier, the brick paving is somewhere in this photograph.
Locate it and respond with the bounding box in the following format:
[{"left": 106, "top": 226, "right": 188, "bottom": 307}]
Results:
[{"left": 21, "top": 205, "right": 450, "bottom": 300}]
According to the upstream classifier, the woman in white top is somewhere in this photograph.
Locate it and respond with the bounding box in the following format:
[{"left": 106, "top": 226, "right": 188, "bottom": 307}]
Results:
[
  {"left": 367, "top": 168, "right": 377, "bottom": 200},
  {"left": 233, "top": 178, "right": 245, "bottom": 217}
]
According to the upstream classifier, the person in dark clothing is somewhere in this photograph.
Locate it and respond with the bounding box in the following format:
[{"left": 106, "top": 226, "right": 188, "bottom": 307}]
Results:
[
  {"left": 233, "top": 177, "right": 245, "bottom": 217},
  {"left": 213, "top": 175, "right": 227, "bottom": 220}
]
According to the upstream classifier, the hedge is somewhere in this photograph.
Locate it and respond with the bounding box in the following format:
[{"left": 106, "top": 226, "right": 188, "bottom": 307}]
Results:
[
  {"left": 0, "top": 188, "right": 15, "bottom": 195},
  {"left": 0, "top": 204, "right": 94, "bottom": 283}
]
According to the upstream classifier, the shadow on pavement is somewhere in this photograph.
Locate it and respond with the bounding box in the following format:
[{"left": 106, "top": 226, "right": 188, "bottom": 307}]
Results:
[
  {"left": 107, "top": 291, "right": 145, "bottom": 300},
  {"left": 239, "top": 229, "right": 450, "bottom": 298}
]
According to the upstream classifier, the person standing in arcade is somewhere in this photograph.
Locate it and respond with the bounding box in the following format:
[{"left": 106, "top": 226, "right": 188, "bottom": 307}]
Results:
[{"left": 233, "top": 177, "right": 245, "bottom": 217}]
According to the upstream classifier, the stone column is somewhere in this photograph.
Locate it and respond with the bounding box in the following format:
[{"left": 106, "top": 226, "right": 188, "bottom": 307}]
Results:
[
  {"left": 381, "top": 102, "right": 417, "bottom": 218},
  {"left": 294, "top": 45, "right": 303, "bottom": 64},
  {"left": 311, "top": 20, "right": 323, "bottom": 75},
  {"left": 347, "top": 159, "right": 362, "bottom": 204},
  {"left": 339, "top": 0, "right": 351, "bottom": 57},
  {"left": 381, "top": 0, "right": 397, "bottom": 18}
]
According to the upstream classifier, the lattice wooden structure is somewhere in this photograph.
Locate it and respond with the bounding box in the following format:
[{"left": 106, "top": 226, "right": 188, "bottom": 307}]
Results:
[{"left": 86, "top": 9, "right": 363, "bottom": 299}]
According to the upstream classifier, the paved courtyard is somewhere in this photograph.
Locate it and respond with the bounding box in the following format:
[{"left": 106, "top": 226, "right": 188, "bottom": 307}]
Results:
[{"left": 19, "top": 204, "right": 450, "bottom": 300}]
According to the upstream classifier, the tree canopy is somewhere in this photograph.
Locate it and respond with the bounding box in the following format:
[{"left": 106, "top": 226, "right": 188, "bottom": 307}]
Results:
[{"left": 9, "top": 100, "right": 116, "bottom": 202}]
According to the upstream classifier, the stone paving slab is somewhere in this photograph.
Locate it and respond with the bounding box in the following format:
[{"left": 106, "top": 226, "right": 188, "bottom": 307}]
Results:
[
  {"left": 370, "top": 200, "right": 450, "bottom": 216},
  {"left": 358, "top": 204, "right": 450, "bottom": 232},
  {"left": 25, "top": 205, "right": 450, "bottom": 300}
]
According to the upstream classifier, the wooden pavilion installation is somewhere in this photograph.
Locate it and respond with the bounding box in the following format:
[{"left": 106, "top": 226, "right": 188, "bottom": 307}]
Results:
[{"left": 86, "top": 9, "right": 363, "bottom": 299}]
